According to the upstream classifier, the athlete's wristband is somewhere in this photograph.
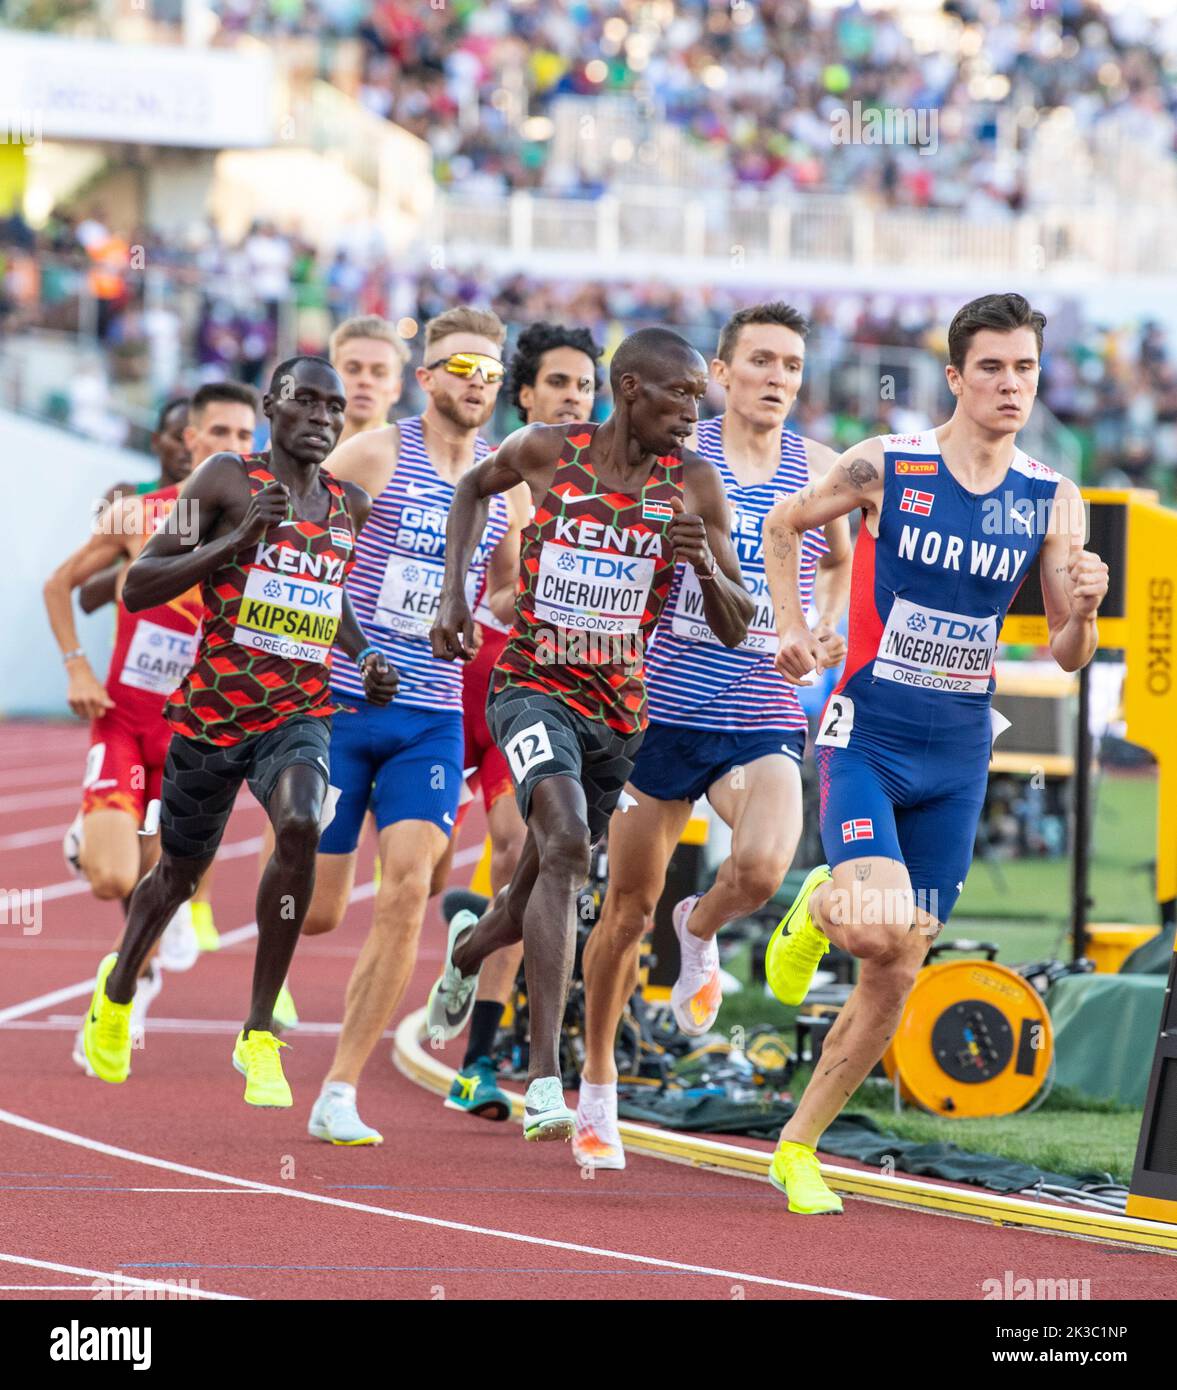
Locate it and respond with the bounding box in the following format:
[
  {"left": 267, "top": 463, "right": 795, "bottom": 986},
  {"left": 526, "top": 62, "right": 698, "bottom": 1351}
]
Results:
[
  {"left": 62, "top": 648, "right": 85, "bottom": 665},
  {"left": 355, "top": 644, "right": 382, "bottom": 668},
  {"left": 696, "top": 556, "right": 719, "bottom": 583}
]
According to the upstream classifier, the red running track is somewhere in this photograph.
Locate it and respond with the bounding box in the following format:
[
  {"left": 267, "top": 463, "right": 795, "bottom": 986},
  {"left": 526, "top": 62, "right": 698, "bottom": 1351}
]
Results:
[{"left": 1, "top": 720, "right": 1174, "bottom": 1301}]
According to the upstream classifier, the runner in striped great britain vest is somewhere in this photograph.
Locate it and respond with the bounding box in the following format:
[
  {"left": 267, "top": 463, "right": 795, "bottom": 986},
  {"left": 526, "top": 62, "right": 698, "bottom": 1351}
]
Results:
[
  {"left": 574, "top": 304, "right": 853, "bottom": 1172},
  {"left": 425, "top": 326, "right": 756, "bottom": 1146},
  {"left": 80, "top": 356, "right": 396, "bottom": 1112},
  {"left": 297, "top": 307, "right": 516, "bottom": 1146},
  {"left": 761, "top": 293, "right": 1109, "bottom": 1217}
]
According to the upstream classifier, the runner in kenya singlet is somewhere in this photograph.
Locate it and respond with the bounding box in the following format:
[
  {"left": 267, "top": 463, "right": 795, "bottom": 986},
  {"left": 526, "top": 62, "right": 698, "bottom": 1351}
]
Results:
[
  {"left": 166, "top": 456, "right": 356, "bottom": 747},
  {"left": 491, "top": 425, "right": 684, "bottom": 734}
]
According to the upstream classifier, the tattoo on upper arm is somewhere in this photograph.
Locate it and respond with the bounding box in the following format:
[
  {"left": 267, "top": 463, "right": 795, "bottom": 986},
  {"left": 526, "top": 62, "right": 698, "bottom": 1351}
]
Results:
[{"left": 841, "top": 458, "right": 878, "bottom": 490}]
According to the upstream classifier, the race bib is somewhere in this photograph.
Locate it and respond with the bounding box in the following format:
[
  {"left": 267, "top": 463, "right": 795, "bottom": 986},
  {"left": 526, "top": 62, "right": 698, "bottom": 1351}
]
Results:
[
  {"left": 671, "top": 568, "right": 778, "bottom": 654},
  {"left": 374, "top": 553, "right": 447, "bottom": 639},
  {"left": 234, "top": 566, "right": 342, "bottom": 663},
  {"left": 534, "top": 542, "right": 655, "bottom": 634},
  {"left": 119, "top": 619, "right": 200, "bottom": 696},
  {"left": 815, "top": 693, "right": 855, "bottom": 748},
  {"left": 505, "top": 720, "right": 555, "bottom": 780},
  {"left": 873, "top": 597, "right": 997, "bottom": 693}
]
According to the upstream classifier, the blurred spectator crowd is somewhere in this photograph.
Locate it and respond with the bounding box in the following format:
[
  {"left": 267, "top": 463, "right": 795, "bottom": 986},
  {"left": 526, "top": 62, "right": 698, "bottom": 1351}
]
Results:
[{"left": 2, "top": 208, "right": 1174, "bottom": 495}]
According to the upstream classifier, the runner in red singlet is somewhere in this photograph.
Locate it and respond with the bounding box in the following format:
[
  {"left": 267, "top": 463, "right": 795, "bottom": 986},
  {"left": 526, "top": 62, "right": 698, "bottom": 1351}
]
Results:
[
  {"left": 436, "top": 321, "right": 604, "bottom": 1121},
  {"left": 426, "top": 327, "right": 755, "bottom": 1142},
  {"left": 80, "top": 356, "right": 397, "bottom": 1109}
]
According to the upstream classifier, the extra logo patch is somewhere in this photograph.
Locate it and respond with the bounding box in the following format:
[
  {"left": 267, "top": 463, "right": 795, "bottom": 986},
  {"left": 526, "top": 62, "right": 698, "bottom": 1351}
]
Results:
[
  {"left": 895, "top": 460, "right": 938, "bottom": 475},
  {"left": 641, "top": 499, "right": 675, "bottom": 523},
  {"left": 841, "top": 818, "right": 874, "bottom": 843},
  {"left": 899, "top": 487, "right": 934, "bottom": 517}
]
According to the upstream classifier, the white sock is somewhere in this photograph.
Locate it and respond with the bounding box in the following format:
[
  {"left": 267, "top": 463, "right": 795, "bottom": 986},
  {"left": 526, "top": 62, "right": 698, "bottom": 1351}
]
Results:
[
  {"left": 320, "top": 1081, "right": 355, "bottom": 1103},
  {"left": 578, "top": 1080, "right": 616, "bottom": 1114}
]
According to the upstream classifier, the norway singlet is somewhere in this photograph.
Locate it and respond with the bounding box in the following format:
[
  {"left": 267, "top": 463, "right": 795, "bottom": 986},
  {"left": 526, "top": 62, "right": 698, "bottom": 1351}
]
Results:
[
  {"left": 817, "top": 430, "right": 1061, "bottom": 745},
  {"left": 492, "top": 425, "right": 683, "bottom": 737},
  {"left": 166, "top": 456, "right": 356, "bottom": 747},
  {"left": 647, "top": 414, "right": 829, "bottom": 732},
  {"left": 329, "top": 415, "right": 509, "bottom": 712},
  {"left": 107, "top": 484, "right": 203, "bottom": 711}
]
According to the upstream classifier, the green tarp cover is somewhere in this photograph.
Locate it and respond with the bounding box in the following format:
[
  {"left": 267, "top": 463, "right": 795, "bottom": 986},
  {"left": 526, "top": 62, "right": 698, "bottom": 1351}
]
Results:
[
  {"left": 1046, "top": 972, "right": 1165, "bottom": 1108},
  {"left": 615, "top": 1091, "right": 1097, "bottom": 1193}
]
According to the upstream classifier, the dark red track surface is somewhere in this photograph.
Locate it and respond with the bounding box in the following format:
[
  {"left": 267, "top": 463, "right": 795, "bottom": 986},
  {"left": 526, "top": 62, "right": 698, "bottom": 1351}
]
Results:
[{"left": 2, "top": 720, "right": 1173, "bottom": 1301}]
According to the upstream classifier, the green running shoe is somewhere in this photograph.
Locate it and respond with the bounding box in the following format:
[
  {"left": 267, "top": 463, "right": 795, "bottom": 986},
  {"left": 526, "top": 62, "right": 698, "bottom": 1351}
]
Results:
[{"left": 444, "top": 1057, "right": 510, "bottom": 1121}]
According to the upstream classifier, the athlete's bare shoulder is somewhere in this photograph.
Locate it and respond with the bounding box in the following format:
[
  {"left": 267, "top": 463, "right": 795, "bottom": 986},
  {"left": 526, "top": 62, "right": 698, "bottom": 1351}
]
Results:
[
  {"left": 800, "top": 436, "right": 840, "bottom": 480},
  {"left": 328, "top": 422, "right": 400, "bottom": 494},
  {"left": 338, "top": 478, "right": 374, "bottom": 531},
  {"left": 680, "top": 446, "right": 727, "bottom": 515},
  {"left": 184, "top": 451, "right": 250, "bottom": 498}
]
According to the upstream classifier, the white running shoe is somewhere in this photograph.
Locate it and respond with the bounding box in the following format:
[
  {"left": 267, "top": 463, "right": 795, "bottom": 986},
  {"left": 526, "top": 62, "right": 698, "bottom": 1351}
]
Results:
[
  {"left": 157, "top": 899, "right": 199, "bottom": 973},
  {"left": 669, "top": 895, "right": 723, "bottom": 1037},
  {"left": 424, "top": 910, "right": 482, "bottom": 1043},
  {"left": 72, "top": 965, "right": 161, "bottom": 1075},
  {"left": 308, "top": 1085, "right": 383, "bottom": 1145},
  {"left": 523, "top": 1076, "right": 575, "bottom": 1142},
  {"left": 62, "top": 811, "right": 85, "bottom": 879},
  {"left": 573, "top": 1084, "right": 626, "bottom": 1170}
]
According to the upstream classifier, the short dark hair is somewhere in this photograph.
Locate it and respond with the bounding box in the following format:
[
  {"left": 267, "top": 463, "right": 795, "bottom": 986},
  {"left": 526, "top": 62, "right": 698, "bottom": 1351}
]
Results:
[
  {"left": 947, "top": 293, "right": 1047, "bottom": 371},
  {"left": 508, "top": 321, "right": 604, "bottom": 422},
  {"left": 609, "top": 327, "right": 701, "bottom": 393},
  {"left": 155, "top": 396, "right": 189, "bottom": 431},
  {"left": 716, "top": 302, "right": 809, "bottom": 364},
  {"left": 267, "top": 355, "right": 335, "bottom": 400},
  {"left": 191, "top": 381, "right": 259, "bottom": 418}
]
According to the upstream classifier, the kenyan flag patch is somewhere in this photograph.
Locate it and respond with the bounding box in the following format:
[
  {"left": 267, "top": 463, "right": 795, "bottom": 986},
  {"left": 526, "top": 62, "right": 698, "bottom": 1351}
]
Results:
[{"left": 642, "top": 499, "right": 674, "bottom": 523}]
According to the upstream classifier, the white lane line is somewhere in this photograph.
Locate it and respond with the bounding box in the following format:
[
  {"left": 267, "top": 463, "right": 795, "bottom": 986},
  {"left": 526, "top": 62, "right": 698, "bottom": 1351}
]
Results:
[
  {"left": 0, "top": 824, "right": 74, "bottom": 853},
  {"left": 35, "top": 834, "right": 266, "bottom": 901},
  {"left": 0, "top": 762, "right": 89, "bottom": 789},
  {"left": 0, "top": 787, "right": 86, "bottom": 814},
  {"left": 0, "top": 1108, "right": 882, "bottom": 1300},
  {"left": 0, "top": 841, "right": 481, "bottom": 1025},
  {"left": 0, "top": 1250, "right": 243, "bottom": 1300}
]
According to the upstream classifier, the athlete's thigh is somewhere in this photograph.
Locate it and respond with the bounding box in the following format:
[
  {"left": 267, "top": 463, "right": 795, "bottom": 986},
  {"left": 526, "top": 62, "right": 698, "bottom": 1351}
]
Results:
[
  {"left": 817, "top": 744, "right": 904, "bottom": 872},
  {"left": 708, "top": 752, "right": 803, "bottom": 867},
  {"left": 318, "top": 710, "right": 377, "bottom": 856},
  {"left": 80, "top": 808, "right": 141, "bottom": 880},
  {"left": 603, "top": 785, "right": 693, "bottom": 901},
  {"left": 895, "top": 776, "right": 987, "bottom": 932},
  {"left": 371, "top": 710, "right": 464, "bottom": 839},
  {"left": 377, "top": 817, "right": 450, "bottom": 881},
  {"left": 486, "top": 784, "right": 526, "bottom": 852}
]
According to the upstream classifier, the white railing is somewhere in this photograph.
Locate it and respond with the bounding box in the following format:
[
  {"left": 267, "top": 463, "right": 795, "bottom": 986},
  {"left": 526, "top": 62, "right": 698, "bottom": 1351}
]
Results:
[{"left": 436, "top": 187, "right": 1175, "bottom": 278}]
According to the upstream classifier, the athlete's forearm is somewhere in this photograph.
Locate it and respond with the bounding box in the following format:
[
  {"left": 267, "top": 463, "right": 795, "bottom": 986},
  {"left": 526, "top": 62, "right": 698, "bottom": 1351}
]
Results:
[
  {"left": 78, "top": 561, "right": 123, "bottom": 615},
  {"left": 42, "top": 568, "right": 85, "bottom": 662},
  {"left": 335, "top": 591, "right": 368, "bottom": 662},
  {"left": 813, "top": 551, "right": 851, "bottom": 629},
  {"left": 123, "top": 527, "right": 242, "bottom": 612},
  {"left": 1050, "top": 612, "right": 1098, "bottom": 672},
  {"left": 440, "top": 471, "right": 492, "bottom": 605},
  {"left": 698, "top": 571, "right": 753, "bottom": 648},
  {"left": 764, "top": 509, "right": 808, "bottom": 632}
]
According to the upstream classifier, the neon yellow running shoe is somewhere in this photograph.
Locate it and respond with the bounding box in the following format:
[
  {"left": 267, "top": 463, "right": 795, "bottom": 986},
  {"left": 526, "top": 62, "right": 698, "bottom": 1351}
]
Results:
[
  {"left": 190, "top": 899, "right": 220, "bottom": 952},
  {"left": 769, "top": 1139, "right": 844, "bottom": 1215},
  {"left": 82, "top": 953, "right": 133, "bottom": 1084},
  {"left": 231, "top": 1030, "right": 292, "bottom": 1108},
  {"left": 765, "top": 864, "right": 832, "bottom": 1006},
  {"left": 272, "top": 981, "right": 299, "bottom": 1033}
]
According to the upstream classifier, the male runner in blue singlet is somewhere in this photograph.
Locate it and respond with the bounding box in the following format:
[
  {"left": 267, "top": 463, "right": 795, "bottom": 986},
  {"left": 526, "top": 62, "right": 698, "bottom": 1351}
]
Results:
[
  {"left": 762, "top": 293, "right": 1109, "bottom": 1214},
  {"left": 575, "top": 303, "right": 852, "bottom": 1170}
]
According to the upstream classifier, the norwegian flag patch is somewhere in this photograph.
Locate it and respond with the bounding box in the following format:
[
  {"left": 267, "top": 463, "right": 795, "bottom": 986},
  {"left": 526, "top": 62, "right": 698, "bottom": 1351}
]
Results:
[
  {"left": 841, "top": 818, "right": 874, "bottom": 843},
  {"left": 899, "top": 487, "right": 934, "bottom": 517},
  {"left": 642, "top": 499, "right": 674, "bottom": 523}
]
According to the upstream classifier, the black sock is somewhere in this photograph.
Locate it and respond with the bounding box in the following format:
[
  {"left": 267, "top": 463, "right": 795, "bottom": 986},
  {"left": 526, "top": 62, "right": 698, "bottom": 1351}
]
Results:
[{"left": 463, "top": 1001, "right": 505, "bottom": 1069}]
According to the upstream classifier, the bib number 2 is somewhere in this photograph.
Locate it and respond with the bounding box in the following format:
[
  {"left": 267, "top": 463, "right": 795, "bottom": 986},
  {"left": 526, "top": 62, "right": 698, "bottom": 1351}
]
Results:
[{"left": 815, "top": 695, "right": 855, "bottom": 749}]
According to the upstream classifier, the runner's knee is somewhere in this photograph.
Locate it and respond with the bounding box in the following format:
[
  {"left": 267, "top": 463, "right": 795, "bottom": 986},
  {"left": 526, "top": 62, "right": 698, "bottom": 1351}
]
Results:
[
  {"left": 88, "top": 865, "right": 137, "bottom": 901},
  {"left": 273, "top": 808, "right": 321, "bottom": 863},
  {"left": 597, "top": 887, "right": 656, "bottom": 947},
  {"left": 538, "top": 824, "right": 590, "bottom": 882},
  {"left": 730, "top": 849, "right": 787, "bottom": 907}
]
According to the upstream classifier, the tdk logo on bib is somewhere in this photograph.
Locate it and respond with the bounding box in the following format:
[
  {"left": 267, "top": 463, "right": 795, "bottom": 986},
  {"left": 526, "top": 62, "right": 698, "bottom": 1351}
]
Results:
[{"left": 875, "top": 596, "right": 996, "bottom": 693}]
